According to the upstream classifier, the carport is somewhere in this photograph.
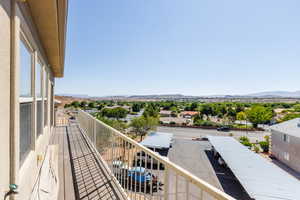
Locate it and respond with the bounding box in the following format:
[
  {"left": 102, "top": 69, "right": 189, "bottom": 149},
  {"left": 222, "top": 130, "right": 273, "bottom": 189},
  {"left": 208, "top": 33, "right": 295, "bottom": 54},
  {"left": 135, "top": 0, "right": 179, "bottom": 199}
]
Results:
[{"left": 208, "top": 136, "right": 300, "bottom": 200}]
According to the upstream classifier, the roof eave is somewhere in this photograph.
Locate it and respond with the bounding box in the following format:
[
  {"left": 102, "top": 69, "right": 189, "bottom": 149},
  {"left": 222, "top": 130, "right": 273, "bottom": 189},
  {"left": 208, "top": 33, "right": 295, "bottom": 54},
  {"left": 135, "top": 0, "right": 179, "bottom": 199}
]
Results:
[{"left": 26, "top": 0, "right": 68, "bottom": 77}]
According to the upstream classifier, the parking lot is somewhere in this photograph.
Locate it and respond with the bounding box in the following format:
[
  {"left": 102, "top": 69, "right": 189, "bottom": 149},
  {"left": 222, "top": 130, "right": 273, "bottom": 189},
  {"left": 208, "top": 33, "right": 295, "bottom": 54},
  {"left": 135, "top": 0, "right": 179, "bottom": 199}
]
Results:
[
  {"left": 168, "top": 139, "right": 223, "bottom": 190},
  {"left": 157, "top": 127, "right": 261, "bottom": 199},
  {"left": 158, "top": 126, "right": 270, "bottom": 143}
]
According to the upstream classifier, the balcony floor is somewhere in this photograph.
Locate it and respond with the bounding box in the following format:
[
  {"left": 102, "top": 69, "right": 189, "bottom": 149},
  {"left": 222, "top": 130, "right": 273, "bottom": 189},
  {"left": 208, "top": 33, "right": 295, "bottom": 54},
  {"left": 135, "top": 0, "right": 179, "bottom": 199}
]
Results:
[{"left": 51, "top": 120, "right": 127, "bottom": 200}]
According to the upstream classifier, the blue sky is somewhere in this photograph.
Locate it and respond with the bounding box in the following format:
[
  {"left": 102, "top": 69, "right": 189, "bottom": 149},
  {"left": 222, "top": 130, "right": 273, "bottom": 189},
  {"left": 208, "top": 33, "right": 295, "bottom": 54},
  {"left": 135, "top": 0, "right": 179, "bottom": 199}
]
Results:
[{"left": 56, "top": 0, "right": 300, "bottom": 96}]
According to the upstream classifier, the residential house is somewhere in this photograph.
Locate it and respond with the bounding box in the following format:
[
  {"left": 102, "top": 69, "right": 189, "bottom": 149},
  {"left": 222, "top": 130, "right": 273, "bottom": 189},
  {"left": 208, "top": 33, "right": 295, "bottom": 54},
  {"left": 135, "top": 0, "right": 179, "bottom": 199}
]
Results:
[
  {"left": 181, "top": 111, "right": 199, "bottom": 119},
  {"left": 159, "top": 110, "right": 172, "bottom": 117}
]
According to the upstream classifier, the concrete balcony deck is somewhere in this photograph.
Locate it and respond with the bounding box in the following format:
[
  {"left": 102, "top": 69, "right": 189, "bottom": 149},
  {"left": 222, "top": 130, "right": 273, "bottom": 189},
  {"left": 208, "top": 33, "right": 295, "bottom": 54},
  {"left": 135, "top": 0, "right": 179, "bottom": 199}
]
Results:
[{"left": 51, "top": 120, "right": 127, "bottom": 200}]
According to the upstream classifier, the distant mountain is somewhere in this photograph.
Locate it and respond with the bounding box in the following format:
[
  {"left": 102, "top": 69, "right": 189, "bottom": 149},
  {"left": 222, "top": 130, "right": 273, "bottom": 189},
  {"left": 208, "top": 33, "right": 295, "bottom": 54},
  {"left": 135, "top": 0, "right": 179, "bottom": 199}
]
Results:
[
  {"left": 58, "top": 94, "right": 90, "bottom": 98},
  {"left": 129, "top": 94, "right": 189, "bottom": 99},
  {"left": 246, "top": 91, "right": 300, "bottom": 98}
]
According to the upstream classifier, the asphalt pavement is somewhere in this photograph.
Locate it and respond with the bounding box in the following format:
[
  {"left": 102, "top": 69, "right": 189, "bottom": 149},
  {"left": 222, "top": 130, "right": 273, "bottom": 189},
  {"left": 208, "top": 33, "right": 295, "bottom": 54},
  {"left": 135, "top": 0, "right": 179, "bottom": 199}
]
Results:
[
  {"left": 158, "top": 126, "right": 270, "bottom": 143},
  {"left": 168, "top": 139, "right": 223, "bottom": 190}
]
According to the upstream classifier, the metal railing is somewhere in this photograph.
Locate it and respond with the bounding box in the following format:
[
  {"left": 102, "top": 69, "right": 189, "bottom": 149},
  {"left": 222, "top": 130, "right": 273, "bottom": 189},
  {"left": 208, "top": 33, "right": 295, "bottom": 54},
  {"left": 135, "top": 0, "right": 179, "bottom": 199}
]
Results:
[{"left": 77, "top": 110, "right": 235, "bottom": 200}]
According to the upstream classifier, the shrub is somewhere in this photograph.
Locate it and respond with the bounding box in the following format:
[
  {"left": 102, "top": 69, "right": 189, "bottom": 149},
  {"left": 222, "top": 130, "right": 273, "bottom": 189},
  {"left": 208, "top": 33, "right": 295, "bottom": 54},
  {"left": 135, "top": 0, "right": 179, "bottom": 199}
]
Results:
[
  {"left": 239, "top": 136, "right": 250, "bottom": 143},
  {"left": 241, "top": 141, "right": 252, "bottom": 148},
  {"left": 259, "top": 141, "right": 269, "bottom": 153},
  {"left": 193, "top": 120, "right": 221, "bottom": 127},
  {"left": 170, "top": 121, "right": 176, "bottom": 125},
  {"left": 253, "top": 145, "right": 260, "bottom": 153}
]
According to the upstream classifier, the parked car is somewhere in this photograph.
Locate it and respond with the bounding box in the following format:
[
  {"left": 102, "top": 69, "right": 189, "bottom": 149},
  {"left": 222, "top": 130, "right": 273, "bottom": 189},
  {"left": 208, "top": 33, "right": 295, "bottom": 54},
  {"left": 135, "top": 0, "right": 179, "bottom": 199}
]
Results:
[
  {"left": 192, "top": 137, "right": 208, "bottom": 141},
  {"left": 113, "top": 163, "right": 162, "bottom": 193},
  {"left": 217, "top": 126, "right": 230, "bottom": 132},
  {"left": 135, "top": 151, "right": 168, "bottom": 169}
]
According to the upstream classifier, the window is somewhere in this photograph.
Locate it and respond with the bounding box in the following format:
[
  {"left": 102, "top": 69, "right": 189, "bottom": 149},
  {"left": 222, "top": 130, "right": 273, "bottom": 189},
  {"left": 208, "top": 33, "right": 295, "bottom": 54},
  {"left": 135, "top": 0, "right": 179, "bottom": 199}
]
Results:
[
  {"left": 19, "top": 40, "right": 33, "bottom": 165},
  {"left": 20, "top": 41, "right": 32, "bottom": 97},
  {"left": 283, "top": 152, "right": 290, "bottom": 161},
  {"left": 36, "top": 61, "right": 42, "bottom": 98},
  {"left": 283, "top": 134, "right": 290, "bottom": 143}
]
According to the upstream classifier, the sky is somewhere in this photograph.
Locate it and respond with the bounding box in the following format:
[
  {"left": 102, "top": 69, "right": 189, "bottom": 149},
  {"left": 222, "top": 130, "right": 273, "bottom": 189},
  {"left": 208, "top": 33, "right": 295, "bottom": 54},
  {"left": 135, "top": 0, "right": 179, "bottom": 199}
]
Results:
[{"left": 56, "top": 0, "right": 300, "bottom": 96}]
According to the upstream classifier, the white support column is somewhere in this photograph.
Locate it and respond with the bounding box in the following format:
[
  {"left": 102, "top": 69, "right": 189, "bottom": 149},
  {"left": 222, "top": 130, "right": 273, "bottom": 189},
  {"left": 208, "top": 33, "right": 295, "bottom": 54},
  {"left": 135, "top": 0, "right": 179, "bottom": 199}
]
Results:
[
  {"left": 31, "top": 51, "right": 37, "bottom": 150},
  {"left": 10, "top": 0, "right": 21, "bottom": 198}
]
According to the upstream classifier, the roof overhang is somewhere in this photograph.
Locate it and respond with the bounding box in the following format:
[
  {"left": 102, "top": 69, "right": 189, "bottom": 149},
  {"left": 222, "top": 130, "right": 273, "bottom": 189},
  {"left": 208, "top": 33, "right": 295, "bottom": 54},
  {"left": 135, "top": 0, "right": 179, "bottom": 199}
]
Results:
[{"left": 26, "top": 0, "right": 68, "bottom": 77}]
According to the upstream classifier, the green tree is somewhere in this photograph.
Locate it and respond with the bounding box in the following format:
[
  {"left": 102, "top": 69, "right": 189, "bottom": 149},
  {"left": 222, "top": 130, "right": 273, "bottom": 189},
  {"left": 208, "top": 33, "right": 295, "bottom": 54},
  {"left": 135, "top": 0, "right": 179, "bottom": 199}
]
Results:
[
  {"left": 80, "top": 101, "right": 87, "bottom": 108},
  {"left": 132, "top": 103, "right": 141, "bottom": 112},
  {"left": 130, "top": 116, "right": 159, "bottom": 141},
  {"left": 200, "top": 104, "right": 213, "bottom": 119},
  {"left": 245, "top": 106, "right": 273, "bottom": 128},
  {"left": 71, "top": 101, "right": 80, "bottom": 108},
  {"left": 281, "top": 113, "right": 300, "bottom": 122},
  {"left": 227, "top": 107, "right": 237, "bottom": 121},
  {"left": 88, "top": 102, "right": 96, "bottom": 108},
  {"left": 293, "top": 104, "right": 300, "bottom": 112},
  {"left": 236, "top": 111, "right": 247, "bottom": 121},
  {"left": 143, "top": 103, "right": 159, "bottom": 118},
  {"left": 100, "top": 107, "right": 128, "bottom": 120},
  {"left": 190, "top": 102, "right": 198, "bottom": 111}
]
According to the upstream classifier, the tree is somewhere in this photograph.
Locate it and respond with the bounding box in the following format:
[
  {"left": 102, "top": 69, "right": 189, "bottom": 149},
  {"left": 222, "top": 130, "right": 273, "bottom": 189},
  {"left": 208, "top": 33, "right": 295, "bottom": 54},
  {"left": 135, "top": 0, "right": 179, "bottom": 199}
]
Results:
[
  {"left": 71, "top": 101, "right": 80, "bottom": 108},
  {"left": 293, "top": 104, "right": 300, "bottom": 112},
  {"left": 80, "top": 101, "right": 87, "bottom": 108},
  {"left": 190, "top": 102, "right": 198, "bottom": 111},
  {"left": 143, "top": 103, "right": 159, "bottom": 118},
  {"left": 227, "top": 107, "right": 237, "bottom": 122},
  {"left": 130, "top": 116, "right": 159, "bottom": 141},
  {"left": 199, "top": 104, "right": 213, "bottom": 119},
  {"left": 88, "top": 102, "right": 96, "bottom": 108},
  {"left": 236, "top": 111, "right": 246, "bottom": 121},
  {"left": 132, "top": 103, "right": 141, "bottom": 112},
  {"left": 193, "top": 114, "right": 203, "bottom": 123},
  {"left": 235, "top": 103, "right": 245, "bottom": 113},
  {"left": 100, "top": 107, "right": 128, "bottom": 119},
  {"left": 245, "top": 106, "right": 273, "bottom": 128}
]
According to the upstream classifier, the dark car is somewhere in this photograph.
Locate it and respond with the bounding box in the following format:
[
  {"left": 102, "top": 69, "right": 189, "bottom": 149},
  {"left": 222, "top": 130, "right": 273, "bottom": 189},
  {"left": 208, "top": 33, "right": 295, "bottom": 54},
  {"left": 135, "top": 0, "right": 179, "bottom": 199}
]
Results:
[{"left": 217, "top": 126, "right": 230, "bottom": 132}]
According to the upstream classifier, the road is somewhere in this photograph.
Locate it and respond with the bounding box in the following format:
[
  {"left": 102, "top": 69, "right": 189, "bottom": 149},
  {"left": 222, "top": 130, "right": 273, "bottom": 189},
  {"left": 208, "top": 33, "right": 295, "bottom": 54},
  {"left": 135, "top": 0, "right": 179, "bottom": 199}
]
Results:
[{"left": 158, "top": 126, "right": 270, "bottom": 143}]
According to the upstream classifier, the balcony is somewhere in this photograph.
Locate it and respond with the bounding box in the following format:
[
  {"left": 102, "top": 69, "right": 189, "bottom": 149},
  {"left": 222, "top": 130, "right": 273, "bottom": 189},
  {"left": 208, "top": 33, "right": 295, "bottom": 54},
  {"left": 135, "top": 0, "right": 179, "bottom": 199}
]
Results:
[{"left": 53, "top": 109, "right": 235, "bottom": 200}]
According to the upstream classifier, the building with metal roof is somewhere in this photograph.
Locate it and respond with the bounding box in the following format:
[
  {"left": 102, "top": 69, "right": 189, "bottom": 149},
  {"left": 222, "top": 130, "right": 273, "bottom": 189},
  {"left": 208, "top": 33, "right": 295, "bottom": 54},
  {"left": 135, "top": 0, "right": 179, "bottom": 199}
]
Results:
[
  {"left": 208, "top": 136, "right": 300, "bottom": 200},
  {"left": 270, "top": 118, "right": 300, "bottom": 174},
  {"left": 140, "top": 132, "right": 173, "bottom": 149},
  {"left": 271, "top": 118, "right": 300, "bottom": 138}
]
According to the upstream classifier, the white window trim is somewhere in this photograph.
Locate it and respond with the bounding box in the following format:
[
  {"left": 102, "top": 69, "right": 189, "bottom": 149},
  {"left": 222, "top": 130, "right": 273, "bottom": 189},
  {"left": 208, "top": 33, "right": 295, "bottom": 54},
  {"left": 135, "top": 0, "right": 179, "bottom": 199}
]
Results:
[{"left": 19, "top": 97, "right": 34, "bottom": 103}]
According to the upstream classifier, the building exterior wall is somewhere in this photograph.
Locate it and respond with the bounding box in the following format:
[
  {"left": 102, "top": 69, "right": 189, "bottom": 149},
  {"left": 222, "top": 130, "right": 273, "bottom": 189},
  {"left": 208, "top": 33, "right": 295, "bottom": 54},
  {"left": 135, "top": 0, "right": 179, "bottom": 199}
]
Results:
[
  {"left": 0, "top": 1, "right": 57, "bottom": 199},
  {"left": 0, "top": 0, "right": 11, "bottom": 197},
  {"left": 271, "top": 130, "right": 300, "bottom": 173}
]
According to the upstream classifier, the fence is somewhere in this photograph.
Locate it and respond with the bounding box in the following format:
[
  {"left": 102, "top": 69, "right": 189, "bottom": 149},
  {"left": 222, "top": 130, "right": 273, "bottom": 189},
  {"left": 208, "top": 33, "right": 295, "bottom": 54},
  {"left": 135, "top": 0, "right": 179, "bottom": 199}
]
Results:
[{"left": 77, "top": 110, "right": 235, "bottom": 200}]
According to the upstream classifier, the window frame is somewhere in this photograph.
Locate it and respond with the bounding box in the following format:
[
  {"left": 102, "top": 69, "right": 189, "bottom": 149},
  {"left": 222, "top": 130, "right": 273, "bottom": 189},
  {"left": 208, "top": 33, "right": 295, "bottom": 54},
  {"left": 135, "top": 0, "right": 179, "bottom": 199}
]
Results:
[
  {"left": 283, "top": 134, "right": 290, "bottom": 143},
  {"left": 19, "top": 36, "right": 34, "bottom": 98},
  {"left": 19, "top": 34, "right": 35, "bottom": 166}
]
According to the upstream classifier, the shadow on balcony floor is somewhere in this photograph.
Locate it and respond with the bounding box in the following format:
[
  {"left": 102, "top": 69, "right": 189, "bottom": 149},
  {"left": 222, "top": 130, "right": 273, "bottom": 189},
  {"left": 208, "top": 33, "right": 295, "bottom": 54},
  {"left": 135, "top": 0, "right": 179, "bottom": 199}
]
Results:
[{"left": 51, "top": 122, "right": 127, "bottom": 200}]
